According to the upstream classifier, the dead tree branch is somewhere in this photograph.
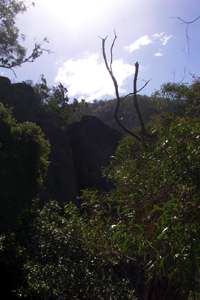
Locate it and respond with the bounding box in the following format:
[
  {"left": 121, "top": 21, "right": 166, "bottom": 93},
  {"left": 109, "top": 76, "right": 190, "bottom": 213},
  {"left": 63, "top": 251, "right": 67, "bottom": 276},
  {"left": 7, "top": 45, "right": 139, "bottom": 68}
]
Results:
[
  {"left": 124, "top": 80, "right": 151, "bottom": 99},
  {"left": 133, "top": 62, "right": 146, "bottom": 136},
  {"left": 110, "top": 30, "right": 117, "bottom": 71},
  {"left": 100, "top": 35, "right": 142, "bottom": 142},
  {"left": 176, "top": 16, "right": 200, "bottom": 25},
  {"left": 172, "top": 16, "right": 200, "bottom": 55},
  {"left": 100, "top": 34, "right": 150, "bottom": 142}
]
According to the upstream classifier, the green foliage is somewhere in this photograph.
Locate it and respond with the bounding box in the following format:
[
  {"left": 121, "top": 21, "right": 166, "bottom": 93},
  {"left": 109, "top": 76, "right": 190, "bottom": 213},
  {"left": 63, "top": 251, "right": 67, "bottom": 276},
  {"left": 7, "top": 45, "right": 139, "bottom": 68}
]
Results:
[
  {"left": 0, "top": 0, "right": 26, "bottom": 68},
  {"left": 81, "top": 116, "right": 200, "bottom": 297},
  {"left": 23, "top": 200, "right": 136, "bottom": 299},
  {"left": 153, "top": 82, "right": 190, "bottom": 101},
  {"left": 33, "top": 76, "right": 90, "bottom": 127},
  {"left": 35, "top": 76, "right": 69, "bottom": 108},
  {"left": 0, "top": 103, "right": 50, "bottom": 230},
  {"left": 153, "top": 78, "right": 200, "bottom": 117},
  {"left": 0, "top": 0, "right": 47, "bottom": 69},
  {"left": 19, "top": 78, "right": 200, "bottom": 298}
]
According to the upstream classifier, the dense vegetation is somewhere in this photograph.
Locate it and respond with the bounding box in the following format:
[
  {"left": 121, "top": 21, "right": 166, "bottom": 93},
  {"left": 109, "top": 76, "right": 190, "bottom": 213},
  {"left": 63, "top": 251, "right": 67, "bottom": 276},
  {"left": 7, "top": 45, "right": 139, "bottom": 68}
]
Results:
[
  {"left": 1, "top": 75, "right": 199, "bottom": 300},
  {"left": 14, "top": 79, "right": 198, "bottom": 300},
  {"left": 1, "top": 1, "right": 200, "bottom": 299}
]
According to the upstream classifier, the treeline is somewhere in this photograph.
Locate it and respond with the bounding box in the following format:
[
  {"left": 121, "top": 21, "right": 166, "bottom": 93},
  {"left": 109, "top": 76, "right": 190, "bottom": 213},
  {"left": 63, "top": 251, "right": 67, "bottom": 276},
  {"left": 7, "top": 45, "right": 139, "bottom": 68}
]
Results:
[{"left": 84, "top": 93, "right": 184, "bottom": 131}]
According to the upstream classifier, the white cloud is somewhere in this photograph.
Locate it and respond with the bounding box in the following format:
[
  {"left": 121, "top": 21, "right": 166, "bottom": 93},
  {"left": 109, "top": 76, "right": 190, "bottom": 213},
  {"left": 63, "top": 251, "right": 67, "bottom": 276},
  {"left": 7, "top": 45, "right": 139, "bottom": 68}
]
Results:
[
  {"left": 125, "top": 32, "right": 173, "bottom": 53},
  {"left": 154, "top": 52, "right": 163, "bottom": 57},
  {"left": 152, "top": 32, "right": 173, "bottom": 46},
  {"left": 124, "top": 35, "right": 152, "bottom": 52},
  {"left": 55, "top": 54, "right": 133, "bottom": 101}
]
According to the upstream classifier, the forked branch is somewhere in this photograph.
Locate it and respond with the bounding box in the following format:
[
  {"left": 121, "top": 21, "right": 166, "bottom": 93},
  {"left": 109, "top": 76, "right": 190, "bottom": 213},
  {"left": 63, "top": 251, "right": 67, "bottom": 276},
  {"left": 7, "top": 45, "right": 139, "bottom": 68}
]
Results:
[
  {"left": 100, "top": 34, "right": 141, "bottom": 141},
  {"left": 172, "top": 16, "right": 200, "bottom": 54},
  {"left": 100, "top": 33, "right": 149, "bottom": 142}
]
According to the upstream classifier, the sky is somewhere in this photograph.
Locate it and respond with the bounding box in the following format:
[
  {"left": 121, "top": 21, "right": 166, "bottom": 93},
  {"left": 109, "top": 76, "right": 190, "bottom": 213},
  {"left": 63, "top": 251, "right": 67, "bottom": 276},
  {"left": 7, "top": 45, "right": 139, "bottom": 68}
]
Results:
[{"left": 1, "top": 0, "right": 200, "bottom": 101}]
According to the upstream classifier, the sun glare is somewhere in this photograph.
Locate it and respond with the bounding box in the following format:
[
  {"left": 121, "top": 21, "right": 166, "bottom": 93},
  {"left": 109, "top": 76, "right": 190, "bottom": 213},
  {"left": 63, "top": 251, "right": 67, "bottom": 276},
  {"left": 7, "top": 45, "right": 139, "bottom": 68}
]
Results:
[{"left": 42, "top": 0, "right": 125, "bottom": 31}]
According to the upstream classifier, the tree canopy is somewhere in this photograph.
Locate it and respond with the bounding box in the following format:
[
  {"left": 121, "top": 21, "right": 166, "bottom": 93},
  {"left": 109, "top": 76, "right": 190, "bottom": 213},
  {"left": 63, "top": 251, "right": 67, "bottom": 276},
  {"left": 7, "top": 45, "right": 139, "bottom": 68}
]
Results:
[{"left": 0, "top": 0, "right": 47, "bottom": 71}]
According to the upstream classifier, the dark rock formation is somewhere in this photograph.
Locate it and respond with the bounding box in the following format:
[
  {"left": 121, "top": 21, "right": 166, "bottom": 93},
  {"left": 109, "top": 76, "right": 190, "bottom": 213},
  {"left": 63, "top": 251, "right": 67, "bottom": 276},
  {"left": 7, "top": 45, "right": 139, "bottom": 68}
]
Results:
[
  {"left": 68, "top": 116, "right": 121, "bottom": 192},
  {"left": 0, "top": 76, "right": 121, "bottom": 202},
  {"left": 39, "top": 120, "right": 78, "bottom": 203},
  {"left": 38, "top": 115, "right": 121, "bottom": 202},
  {"left": 10, "top": 83, "right": 41, "bottom": 121},
  {"left": 0, "top": 76, "right": 11, "bottom": 99}
]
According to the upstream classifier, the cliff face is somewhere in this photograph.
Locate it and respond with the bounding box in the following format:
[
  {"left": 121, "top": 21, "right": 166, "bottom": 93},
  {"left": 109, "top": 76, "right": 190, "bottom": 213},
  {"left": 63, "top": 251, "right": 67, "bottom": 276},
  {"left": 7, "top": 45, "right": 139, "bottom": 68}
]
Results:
[
  {"left": 0, "top": 76, "right": 121, "bottom": 202},
  {"left": 67, "top": 116, "right": 121, "bottom": 192},
  {"left": 38, "top": 115, "right": 121, "bottom": 203}
]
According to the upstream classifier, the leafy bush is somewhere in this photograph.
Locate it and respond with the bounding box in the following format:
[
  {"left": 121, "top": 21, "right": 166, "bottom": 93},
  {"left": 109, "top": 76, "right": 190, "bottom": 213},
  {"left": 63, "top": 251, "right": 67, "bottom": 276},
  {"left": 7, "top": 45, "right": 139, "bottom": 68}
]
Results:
[
  {"left": 81, "top": 116, "right": 200, "bottom": 299},
  {"left": 23, "top": 200, "right": 136, "bottom": 299},
  {"left": 0, "top": 103, "right": 50, "bottom": 230}
]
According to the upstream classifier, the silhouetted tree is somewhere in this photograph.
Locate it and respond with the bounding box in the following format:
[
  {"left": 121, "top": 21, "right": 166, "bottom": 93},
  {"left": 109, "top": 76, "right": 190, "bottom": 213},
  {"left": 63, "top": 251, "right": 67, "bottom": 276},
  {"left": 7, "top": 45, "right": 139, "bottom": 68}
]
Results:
[{"left": 0, "top": 103, "right": 50, "bottom": 231}]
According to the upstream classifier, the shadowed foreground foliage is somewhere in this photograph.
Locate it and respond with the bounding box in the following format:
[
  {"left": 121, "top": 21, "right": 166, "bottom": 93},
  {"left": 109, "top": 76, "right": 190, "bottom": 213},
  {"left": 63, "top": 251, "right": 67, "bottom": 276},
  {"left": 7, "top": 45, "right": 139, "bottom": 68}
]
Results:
[
  {"left": 0, "top": 102, "right": 49, "bottom": 230},
  {"left": 0, "top": 102, "right": 49, "bottom": 298},
  {"left": 22, "top": 114, "right": 200, "bottom": 299},
  {"left": 1, "top": 62, "right": 200, "bottom": 299}
]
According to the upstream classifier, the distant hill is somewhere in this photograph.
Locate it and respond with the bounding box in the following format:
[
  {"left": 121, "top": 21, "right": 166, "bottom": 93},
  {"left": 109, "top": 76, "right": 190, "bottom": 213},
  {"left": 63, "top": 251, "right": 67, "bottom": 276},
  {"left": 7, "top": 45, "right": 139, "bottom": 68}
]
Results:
[{"left": 81, "top": 94, "right": 184, "bottom": 132}]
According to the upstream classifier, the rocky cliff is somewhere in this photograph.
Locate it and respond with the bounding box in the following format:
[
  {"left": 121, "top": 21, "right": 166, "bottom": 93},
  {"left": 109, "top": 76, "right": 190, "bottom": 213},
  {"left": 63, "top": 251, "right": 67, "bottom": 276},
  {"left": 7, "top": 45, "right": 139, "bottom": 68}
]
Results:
[{"left": 0, "top": 76, "right": 121, "bottom": 202}]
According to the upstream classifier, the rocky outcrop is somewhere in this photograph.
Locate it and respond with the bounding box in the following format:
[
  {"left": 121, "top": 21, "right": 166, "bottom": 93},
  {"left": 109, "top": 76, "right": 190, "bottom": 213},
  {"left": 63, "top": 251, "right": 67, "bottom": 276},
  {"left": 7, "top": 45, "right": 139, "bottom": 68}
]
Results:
[
  {"left": 0, "top": 76, "right": 11, "bottom": 99},
  {"left": 0, "top": 76, "right": 121, "bottom": 202},
  {"left": 67, "top": 116, "right": 121, "bottom": 192},
  {"left": 38, "top": 115, "right": 121, "bottom": 202},
  {"left": 0, "top": 76, "right": 40, "bottom": 121},
  {"left": 39, "top": 121, "right": 79, "bottom": 203}
]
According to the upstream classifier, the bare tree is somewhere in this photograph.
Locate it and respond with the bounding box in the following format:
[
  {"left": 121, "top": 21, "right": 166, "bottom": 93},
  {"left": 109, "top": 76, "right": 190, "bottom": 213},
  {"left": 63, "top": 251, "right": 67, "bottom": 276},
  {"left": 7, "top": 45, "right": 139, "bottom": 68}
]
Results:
[{"left": 100, "top": 32, "right": 150, "bottom": 143}]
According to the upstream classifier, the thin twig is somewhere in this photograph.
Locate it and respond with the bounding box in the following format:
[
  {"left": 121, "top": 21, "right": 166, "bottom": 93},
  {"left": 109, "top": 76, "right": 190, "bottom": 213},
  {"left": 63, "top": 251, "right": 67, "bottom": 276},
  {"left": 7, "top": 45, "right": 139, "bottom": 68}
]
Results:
[
  {"left": 137, "top": 80, "right": 151, "bottom": 94},
  {"left": 123, "top": 80, "right": 150, "bottom": 100},
  {"left": 110, "top": 30, "right": 117, "bottom": 71}
]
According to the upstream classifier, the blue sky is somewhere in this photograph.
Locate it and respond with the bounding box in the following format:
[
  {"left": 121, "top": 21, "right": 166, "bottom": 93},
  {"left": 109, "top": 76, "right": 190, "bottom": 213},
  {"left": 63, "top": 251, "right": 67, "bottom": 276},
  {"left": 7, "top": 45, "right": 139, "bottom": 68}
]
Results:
[{"left": 1, "top": 0, "right": 200, "bottom": 101}]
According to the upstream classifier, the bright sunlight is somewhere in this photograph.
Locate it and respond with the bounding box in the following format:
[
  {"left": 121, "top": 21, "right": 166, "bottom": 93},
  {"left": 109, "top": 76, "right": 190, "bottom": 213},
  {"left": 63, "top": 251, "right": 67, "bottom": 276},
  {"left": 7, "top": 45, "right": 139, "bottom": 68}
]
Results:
[{"left": 42, "top": 0, "right": 126, "bottom": 30}]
